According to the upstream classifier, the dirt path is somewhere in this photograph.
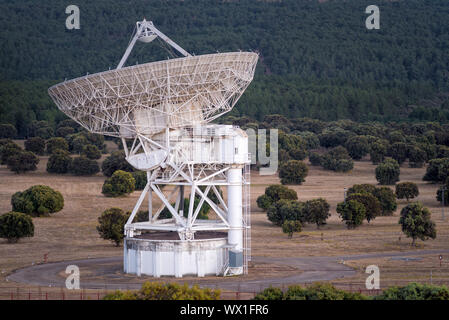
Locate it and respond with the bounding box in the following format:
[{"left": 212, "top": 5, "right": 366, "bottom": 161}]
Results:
[{"left": 7, "top": 249, "right": 449, "bottom": 292}]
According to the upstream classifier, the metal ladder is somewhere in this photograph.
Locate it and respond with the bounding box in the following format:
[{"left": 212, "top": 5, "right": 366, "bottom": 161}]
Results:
[{"left": 242, "top": 162, "right": 251, "bottom": 274}]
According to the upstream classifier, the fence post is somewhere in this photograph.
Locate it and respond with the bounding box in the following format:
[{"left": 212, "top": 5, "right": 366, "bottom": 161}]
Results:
[
  {"left": 10, "top": 292, "right": 13, "bottom": 300},
  {"left": 45, "top": 292, "right": 48, "bottom": 300}
]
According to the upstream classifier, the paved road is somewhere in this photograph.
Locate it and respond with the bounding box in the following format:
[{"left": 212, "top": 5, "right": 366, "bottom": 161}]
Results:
[{"left": 7, "top": 249, "right": 449, "bottom": 292}]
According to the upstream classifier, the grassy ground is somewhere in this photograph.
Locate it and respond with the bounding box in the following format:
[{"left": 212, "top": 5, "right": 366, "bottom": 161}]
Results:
[{"left": 0, "top": 146, "right": 448, "bottom": 298}]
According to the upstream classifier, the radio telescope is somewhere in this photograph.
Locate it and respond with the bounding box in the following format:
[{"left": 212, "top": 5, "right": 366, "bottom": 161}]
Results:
[{"left": 48, "top": 19, "right": 258, "bottom": 277}]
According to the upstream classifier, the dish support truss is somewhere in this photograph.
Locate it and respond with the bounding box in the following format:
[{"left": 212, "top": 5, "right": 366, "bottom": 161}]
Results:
[{"left": 123, "top": 125, "right": 251, "bottom": 274}]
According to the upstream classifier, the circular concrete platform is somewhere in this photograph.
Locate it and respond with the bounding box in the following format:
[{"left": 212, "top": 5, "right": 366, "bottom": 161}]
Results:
[{"left": 124, "top": 232, "right": 228, "bottom": 278}]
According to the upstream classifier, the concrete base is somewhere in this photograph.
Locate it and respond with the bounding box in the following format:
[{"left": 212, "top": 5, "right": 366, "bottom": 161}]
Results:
[{"left": 124, "top": 234, "right": 228, "bottom": 277}]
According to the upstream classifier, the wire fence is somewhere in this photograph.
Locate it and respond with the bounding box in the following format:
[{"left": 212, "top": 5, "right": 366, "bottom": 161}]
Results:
[
  {"left": 3, "top": 281, "right": 447, "bottom": 300},
  {"left": 0, "top": 287, "right": 109, "bottom": 300},
  {"left": 0, "top": 287, "right": 386, "bottom": 300}
]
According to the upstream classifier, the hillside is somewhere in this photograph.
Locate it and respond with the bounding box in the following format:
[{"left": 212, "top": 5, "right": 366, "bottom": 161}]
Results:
[{"left": 1, "top": 0, "right": 449, "bottom": 136}]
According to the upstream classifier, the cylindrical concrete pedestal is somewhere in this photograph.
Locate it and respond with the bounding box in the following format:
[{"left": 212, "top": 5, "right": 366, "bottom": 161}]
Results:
[{"left": 124, "top": 232, "right": 227, "bottom": 277}]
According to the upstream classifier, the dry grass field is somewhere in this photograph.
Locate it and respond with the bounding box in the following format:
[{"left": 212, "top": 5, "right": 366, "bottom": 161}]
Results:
[{"left": 0, "top": 143, "right": 448, "bottom": 297}]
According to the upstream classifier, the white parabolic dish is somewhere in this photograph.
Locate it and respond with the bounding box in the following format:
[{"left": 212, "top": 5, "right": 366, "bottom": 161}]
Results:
[{"left": 48, "top": 52, "right": 258, "bottom": 139}]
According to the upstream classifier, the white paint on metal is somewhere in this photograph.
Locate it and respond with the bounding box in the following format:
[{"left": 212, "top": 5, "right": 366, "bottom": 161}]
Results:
[
  {"left": 227, "top": 167, "right": 243, "bottom": 251},
  {"left": 48, "top": 19, "right": 257, "bottom": 278}
]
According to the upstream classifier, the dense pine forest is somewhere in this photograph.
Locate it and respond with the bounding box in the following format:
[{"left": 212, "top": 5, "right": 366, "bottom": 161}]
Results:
[{"left": 1, "top": 0, "right": 449, "bottom": 136}]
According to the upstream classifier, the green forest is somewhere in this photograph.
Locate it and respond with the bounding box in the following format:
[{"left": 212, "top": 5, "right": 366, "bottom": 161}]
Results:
[{"left": 1, "top": 0, "right": 449, "bottom": 136}]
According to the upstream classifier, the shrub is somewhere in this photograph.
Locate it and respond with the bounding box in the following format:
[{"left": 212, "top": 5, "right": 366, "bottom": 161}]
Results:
[
  {"left": 296, "top": 131, "right": 320, "bottom": 149},
  {"left": 254, "top": 283, "right": 367, "bottom": 300},
  {"left": 375, "top": 159, "right": 400, "bottom": 185},
  {"left": 35, "top": 127, "right": 54, "bottom": 139},
  {"left": 132, "top": 171, "right": 148, "bottom": 190},
  {"left": 337, "top": 200, "right": 366, "bottom": 229},
  {"left": 46, "top": 137, "right": 69, "bottom": 154},
  {"left": 267, "top": 199, "right": 305, "bottom": 226},
  {"left": 265, "top": 114, "right": 293, "bottom": 129},
  {"left": 104, "top": 282, "right": 220, "bottom": 300},
  {"left": 418, "top": 143, "right": 437, "bottom": 161},
  {"left": 68, "top": 133, "right": 88, "bottom": 153},
  {"left": 101, "top": 151, "right": 135, "bottom": 177},
  {"left": 29, "top": 120, "right": 53, "bottom": 139},
  {"left": 81, "top": 144, "right": 101, "bottom": 160},
  {"left": 24, "top": 137, "right": 45, "bottom": 155},
  {"left": 288, "top": 147, "right": 307, "bottom": 161},
  {"left": 265, "top": 185, "right": 298, "bottom": 202},
  {"left": 47, "top": 150, "right": 72, "bottom": 173},
  {"left": 408, "top": 146, "right": 426, "bottom": 168},
  {"left": 346, "top": 193, "right": 381, "bottom": 223},
  {"left": 279, "top": 149, "right": 291, "bottom": 162},
  {"left": 102, "top": 170, "right": 136, "bottom": 197},
  {"left": 374, "top": 283, "right": 449, "bottom": 300},
  {"left": 437, "top": 145, "right": 449, "bottom": 159},
  {"left": 333, "top": 159, "right": 354, "bottom": 172},
  {"left": 284, "top": 283, "right": 366, "bottom": 300},
  {"left": 302, "top": 198, "right": 330, "bottom": 229},
  {"left": 257, "top": 185, "right": 298, "bottom": 211},
  {"left": 0, "top": 123, "right": 17, "bottom": 139},
  {"left": 253, "top": 286, "right": 284, "bottom": 300},
  {"left": 69, "top": 156, "right": 100, "bottom": 175},
  {"left": 256, "top": 194, "right": 272, "bottom": 211},
  {"left": 84, "top": 132, "right": 105, "bottom": 151},
  {"left": 389, "top": 142, "right": 408, "bottom": 164},
  {"left": 11, "top": 185, "right": 64, "bottom": 216},
  {"left": 308, "top": 152, "right": 322, "bottom": 166},
  {"left": 399, "top": 202, "right": 436, "bottom": 246},
  {"left": 0, "top": 212, "right": 34, "bottom": 243},
  {"left": 347, "top": 183, "right": 377, "bottom": 196},
  {"left": 370, "top": 141, "right": 387, "bottom": 164},
  {"left": 279, "top": 160, "right": 308, "bottom": 185},
  {"left": 96, "top": 208, "right": 127, "bottom": 246},
  {"left": 320, "top": 146, "right": 354, "bottom": 172},
  {"left": 345, "top": 135, "right": 370, "bottom": 160},
  {"left": 395, "top": 182, "right": 419, "bottom": 201},
  {"left": 328, "top": 146, "right": 351, "bottom": 160},
  {"left": 388, "top": 130, "right": 406, "bottom": 143},
  {"left": 348, "top": 184, "right": 397, "bottom": 216},
  {"left": 373, "top": 187, "right": 398, "bottom": 216},
  {"left": 282, "top": 220, "right": 302, "bottom": 238},
  {"left": 423, "top": 158, "right": 449, "bottom": 183},
  {"left": 7, "top": 150, "right": 39, "bottom": 173},
  {"left": 55, "top": 126, "right": 75, "bottom": 138},
  {"left": 58, "top": 119, "right": 81, "bottom": 131},
  {"left": 0, "top": 141, "right": 21, "bottom": 164},
  {"left": 319, "top": 127, "right": 353, "bottom": 148}
]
